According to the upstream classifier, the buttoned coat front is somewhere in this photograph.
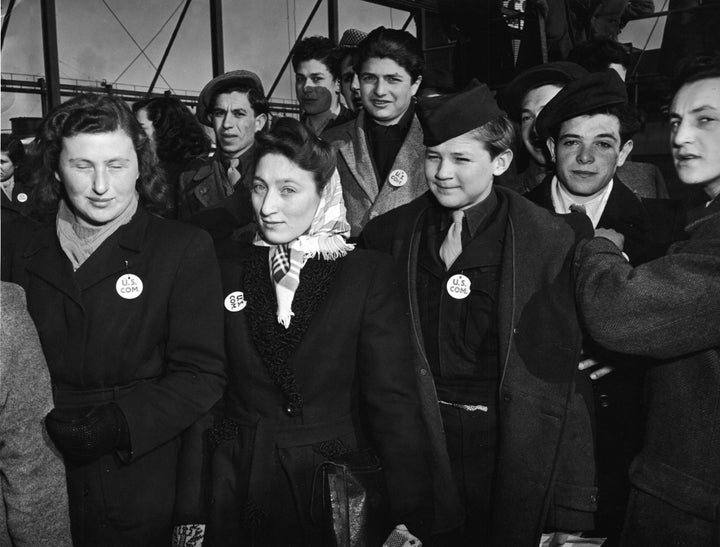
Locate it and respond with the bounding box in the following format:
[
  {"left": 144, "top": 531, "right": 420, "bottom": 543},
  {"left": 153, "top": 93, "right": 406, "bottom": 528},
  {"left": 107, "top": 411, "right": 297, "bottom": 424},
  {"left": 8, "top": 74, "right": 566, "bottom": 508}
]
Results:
[
  {"left": 1, "top": 209, "right": 227, "bottom": 546},
  {"left": 361, "top": 187, "right": 597, "bottom": 545},
  {"left": 322, "top": 110, "right": 429, "bottom": 237}
]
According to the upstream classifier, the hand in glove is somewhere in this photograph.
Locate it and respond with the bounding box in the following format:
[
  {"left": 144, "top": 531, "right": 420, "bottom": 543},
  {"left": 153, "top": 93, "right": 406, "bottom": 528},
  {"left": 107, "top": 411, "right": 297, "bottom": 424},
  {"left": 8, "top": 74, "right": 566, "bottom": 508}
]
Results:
[{"left": 45, "top": 403, "right": 129, "bottom": 465}]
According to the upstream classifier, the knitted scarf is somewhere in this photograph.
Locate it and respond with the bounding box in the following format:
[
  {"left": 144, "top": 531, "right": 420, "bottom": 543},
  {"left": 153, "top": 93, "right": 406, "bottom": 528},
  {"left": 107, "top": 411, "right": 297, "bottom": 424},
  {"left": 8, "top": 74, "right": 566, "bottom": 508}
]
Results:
[
  {"left": 253, "top": 169, "right": 354, "bottom": 328},
  {"left": 56, "top": 194, "right": 139, "bottom": 271}
]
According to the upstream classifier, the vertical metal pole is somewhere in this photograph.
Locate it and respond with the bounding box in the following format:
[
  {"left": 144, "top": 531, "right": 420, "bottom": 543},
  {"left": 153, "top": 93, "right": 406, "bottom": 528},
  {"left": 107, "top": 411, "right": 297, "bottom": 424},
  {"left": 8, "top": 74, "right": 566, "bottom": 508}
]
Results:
[
  {"left": 148, "top": 0, "right": 193, "bottom": 94},
  {"left": 328, "top": 0, "right": 339, "bottom": 44},
  {"left": 40, "top": 0, "right": 61, "bottom": 110},
  {"left": 210, "top": 0, "right": 225, "bottom": 77}
]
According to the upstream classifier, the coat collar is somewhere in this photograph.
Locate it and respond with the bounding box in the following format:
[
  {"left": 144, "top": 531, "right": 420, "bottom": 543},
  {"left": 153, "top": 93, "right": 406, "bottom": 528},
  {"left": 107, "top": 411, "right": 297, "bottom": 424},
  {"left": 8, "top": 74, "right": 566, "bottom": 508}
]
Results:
[{"left": 23, "top": 208, "right": 150, "bottom": 301}]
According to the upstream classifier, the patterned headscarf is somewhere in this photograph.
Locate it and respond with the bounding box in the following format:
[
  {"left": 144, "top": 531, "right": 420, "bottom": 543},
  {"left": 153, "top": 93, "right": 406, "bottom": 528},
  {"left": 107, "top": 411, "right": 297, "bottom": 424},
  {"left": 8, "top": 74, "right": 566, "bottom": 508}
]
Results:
[{"left": 254, "top": 169, "right": 355, "bottom": 328}]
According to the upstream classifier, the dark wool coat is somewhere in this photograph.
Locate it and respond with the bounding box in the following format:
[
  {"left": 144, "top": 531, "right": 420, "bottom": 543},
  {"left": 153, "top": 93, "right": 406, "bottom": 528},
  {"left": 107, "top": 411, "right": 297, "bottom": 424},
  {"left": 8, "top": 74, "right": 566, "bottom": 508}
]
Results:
[
  {"left": 576, "top": 199, "right": 720, "bottom": 546},
  {"left": 361, "top": 187, "right": 597, "bottom": 545},
  {"left": 176, "top": 152, "right": 255, "bottom": 220},
  {"left": 1, "top": 209, "right": 226, "bottom": 546},
  {"left": 207, "top": 246, "right": 432, "bottom": 546},
  {"left": 322, "top": 110, "right": 429, "bottom": 237}
]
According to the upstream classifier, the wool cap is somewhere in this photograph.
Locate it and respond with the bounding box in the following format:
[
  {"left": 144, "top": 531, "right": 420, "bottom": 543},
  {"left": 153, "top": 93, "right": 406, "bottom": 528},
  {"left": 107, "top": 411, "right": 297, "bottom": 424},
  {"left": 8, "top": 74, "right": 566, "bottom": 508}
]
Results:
[
  {"left": 338, "top": 28, "right": 368, "bottom": 47},
  {"left": 535, "top": 69, "right": 628, "bottom": 139},
  {"left": 417, "top": 80, "right": 505, "bottom": 147},
  {"left": 501, "top": 61, "right": 588, "bottom": 120},
  {"left": 196, "top": 70, "right": 265, "bottom": 126}
]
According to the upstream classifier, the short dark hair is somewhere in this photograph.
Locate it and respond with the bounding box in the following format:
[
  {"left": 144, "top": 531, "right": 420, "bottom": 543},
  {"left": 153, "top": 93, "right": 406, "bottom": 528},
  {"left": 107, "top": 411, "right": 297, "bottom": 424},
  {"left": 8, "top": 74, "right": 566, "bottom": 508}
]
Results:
[
  {"left": 469, "top": 115, "right": 516, "bottom": 159},
  {"left": 355, "top": 27, "right": 424, "bottom": 82},
  {"left": 671, "top": 55, "right": 720, "bottom": 98},
  {"left": 255, "top": 117, "right": 336, "bottom": 192},
  {"left": 553, "top": 104, "right": 641, "bottom": 145},
  {"left": 209, "top": 84, "right": 270, "bottom": 119},
  {"left": 134, "top": 97, "right": 210, "bottom": 163},
  {"left": 568, "top": 38, "right": 631, "bottom": 72},
  {"left": 291, "top": 36, "right": 340, "bottom": 80},
  {"left": 32, "top": 93, "right": 170, "bottom": 216},
  {"left": 1, "top": 134, "right": 25, "bottom": 165}
]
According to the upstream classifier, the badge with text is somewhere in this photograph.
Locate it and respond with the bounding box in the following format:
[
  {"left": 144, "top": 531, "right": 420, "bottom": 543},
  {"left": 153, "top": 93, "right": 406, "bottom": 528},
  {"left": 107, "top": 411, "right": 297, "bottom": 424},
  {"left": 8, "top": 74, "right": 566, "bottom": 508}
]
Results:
[
  {"left": 388, "top": 169, "right": 408, "bottom": 188},
  {"left": 16, "top": 192, "right": 28, "bottom": 203},
  {"left": 116, "top": 274, "right": 143, "bottom": 299},
  {"left": 224, "top": 291, "right": 247, "bottom": 312},
  {"left": 446, "top": 274, "right": 471, "bottom": 300}
]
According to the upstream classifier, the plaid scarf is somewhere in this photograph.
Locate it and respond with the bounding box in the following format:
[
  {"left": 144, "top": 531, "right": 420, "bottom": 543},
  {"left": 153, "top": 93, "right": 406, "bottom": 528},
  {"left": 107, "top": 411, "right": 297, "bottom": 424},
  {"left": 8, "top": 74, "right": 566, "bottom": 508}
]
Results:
[{"left": 254, "top": 169, "right": 354, "bottom": 328}]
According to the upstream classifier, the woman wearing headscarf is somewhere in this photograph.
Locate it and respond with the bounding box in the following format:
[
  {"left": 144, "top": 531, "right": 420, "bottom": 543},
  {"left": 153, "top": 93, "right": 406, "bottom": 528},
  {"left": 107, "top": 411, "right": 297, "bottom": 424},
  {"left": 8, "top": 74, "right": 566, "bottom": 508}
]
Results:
[
  {"left": 1, "top": 93, "right": 226, "bottom": 546},
  {"left": 206, "top": 118, "right": 431, "bottom": 546}
]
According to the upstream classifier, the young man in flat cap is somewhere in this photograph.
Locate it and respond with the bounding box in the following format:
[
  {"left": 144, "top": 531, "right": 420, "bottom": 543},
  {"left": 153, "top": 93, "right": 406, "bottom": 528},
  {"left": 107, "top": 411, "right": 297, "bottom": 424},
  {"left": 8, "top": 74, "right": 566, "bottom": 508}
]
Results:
[
  {"left": 362, "top": 82, "right": 598, "bottom": 546},
  {"left": 336, "top": 28, "right": 368, "bottom": 115},
  {"left": 323, "top": 27, "right": 427, "bottom": 237},
  {"left": 177, "top": 70, "right": 269, "bottom": 220},
  {"left": 575, "top": 56, "right": 720, "bottom": 547}
]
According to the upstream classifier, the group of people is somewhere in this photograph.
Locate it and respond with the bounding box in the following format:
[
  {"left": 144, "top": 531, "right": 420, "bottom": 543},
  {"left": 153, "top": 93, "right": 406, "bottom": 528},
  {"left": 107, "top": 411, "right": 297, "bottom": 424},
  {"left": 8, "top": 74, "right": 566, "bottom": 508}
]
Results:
[{"left": 1, "top": 22, "right": 719, "bottom": 547}]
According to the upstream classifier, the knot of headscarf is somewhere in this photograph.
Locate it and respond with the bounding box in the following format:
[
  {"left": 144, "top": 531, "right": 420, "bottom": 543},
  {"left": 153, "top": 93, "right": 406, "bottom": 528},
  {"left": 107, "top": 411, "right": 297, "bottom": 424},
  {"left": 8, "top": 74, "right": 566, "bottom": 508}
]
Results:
[{"left": 253, "top": 169, "right": 355, "bottom": 328}]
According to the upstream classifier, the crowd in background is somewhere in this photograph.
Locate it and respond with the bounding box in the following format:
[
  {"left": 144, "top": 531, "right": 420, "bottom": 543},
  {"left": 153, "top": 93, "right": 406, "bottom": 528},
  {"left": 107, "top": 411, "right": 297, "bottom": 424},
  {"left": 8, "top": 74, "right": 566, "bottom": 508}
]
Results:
[{"left": 1, "top": 17, "right": 719, "bottom": 547}]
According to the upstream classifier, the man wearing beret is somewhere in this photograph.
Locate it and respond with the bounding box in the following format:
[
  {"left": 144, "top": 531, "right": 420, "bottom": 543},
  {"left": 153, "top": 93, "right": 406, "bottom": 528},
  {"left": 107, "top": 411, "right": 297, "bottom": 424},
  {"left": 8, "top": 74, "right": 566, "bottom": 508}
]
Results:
[
  {"left": 575, "top": 56, "right": 720, "bottom": 547},
  {"left": 362, "top": 82, "right": 598, "bottom": 545},
  {"left": 177, "top": 70, "right": 269, "bottom": 220},
  {"left": 527, "top": 68, "right": 684, "bottom": 543}
]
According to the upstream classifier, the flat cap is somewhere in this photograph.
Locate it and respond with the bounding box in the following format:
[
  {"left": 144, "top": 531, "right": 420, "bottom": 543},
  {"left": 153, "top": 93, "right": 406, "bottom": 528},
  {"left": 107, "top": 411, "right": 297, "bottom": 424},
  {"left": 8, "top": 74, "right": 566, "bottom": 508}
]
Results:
[
  {"left": 501, "top": 61, "right": 588, "bottom": 120},
  {"left": 338, "top": 28, "right": 367, "bottom": 47},
  {"left": 417, "top": 80, "right": 504, "bottom": 147},
  {"left": 196, "top": 70, "right": 265, "bottom": 126},
  {"left": 535, "top": 69, "right": 628, "bottom": 139}
]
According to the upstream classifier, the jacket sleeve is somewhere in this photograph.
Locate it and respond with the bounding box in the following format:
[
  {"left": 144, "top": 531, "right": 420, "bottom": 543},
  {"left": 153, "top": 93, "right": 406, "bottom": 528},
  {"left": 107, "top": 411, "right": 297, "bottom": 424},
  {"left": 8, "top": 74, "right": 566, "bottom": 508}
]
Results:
[
  {"left": 0, "top": 283, "right": 73, "bottom": 547},
  {"left": 576, "top": 236, "right": 720, "bottom": 359},
  {"left": 356, "top": 254, "right": 433, "bottom": 541},
  {"left": 116, "top": 229, "right": 227, "bottom": 460}
]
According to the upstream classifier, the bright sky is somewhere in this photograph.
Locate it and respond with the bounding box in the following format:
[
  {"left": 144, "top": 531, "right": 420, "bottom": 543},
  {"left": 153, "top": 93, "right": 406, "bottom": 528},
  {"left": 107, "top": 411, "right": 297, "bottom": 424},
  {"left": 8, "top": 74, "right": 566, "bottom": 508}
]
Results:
[{"left": 1, "top": 0, "right": 666, "bottom": 131}]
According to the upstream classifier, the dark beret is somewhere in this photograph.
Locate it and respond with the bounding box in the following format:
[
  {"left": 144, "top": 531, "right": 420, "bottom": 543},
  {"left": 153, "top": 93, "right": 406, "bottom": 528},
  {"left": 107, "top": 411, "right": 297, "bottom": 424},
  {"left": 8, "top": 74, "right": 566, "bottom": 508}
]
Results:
[
  {"left": 535, "top": 69, "right": 628, "bottom": 139},
  {"left": 417, "top": 80, "right": 505, "bottom": 147},
  {"left": 196, "top": 70, "right": 265, "bottom": 126},
  {"left": 501, "top": 61, "right": 588, "bottom": 120}
]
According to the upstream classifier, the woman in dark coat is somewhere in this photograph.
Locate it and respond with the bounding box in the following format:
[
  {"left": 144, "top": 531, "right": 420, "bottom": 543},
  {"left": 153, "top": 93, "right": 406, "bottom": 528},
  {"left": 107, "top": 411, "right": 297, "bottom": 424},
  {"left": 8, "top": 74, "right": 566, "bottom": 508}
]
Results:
[
  {"left": 1, "top": 94, "right": 226, "bottom": 546},
  {"left": 207, "top": 118, "right": 431, "bottom": 546}
]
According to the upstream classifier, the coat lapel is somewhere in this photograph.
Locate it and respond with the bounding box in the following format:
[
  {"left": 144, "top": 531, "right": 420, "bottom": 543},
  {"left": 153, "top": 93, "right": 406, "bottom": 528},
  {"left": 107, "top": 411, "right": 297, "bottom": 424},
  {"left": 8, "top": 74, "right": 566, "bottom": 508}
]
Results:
[{"left": 337, "top": 112, "right": 379, "bottom": 202}]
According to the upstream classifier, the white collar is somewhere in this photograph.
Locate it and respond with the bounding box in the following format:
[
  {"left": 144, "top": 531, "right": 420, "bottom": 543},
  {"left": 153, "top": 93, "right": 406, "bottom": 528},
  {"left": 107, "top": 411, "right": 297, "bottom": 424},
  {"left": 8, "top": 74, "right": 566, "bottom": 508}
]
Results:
[{"left": 551, "top": 176, "right": 614, "bottom": 228}]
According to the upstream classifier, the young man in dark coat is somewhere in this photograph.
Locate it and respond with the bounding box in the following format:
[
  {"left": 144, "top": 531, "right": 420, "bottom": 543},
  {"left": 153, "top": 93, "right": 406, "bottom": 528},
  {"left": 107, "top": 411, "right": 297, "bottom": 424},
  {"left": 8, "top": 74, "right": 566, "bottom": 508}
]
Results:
[
  {"left": 177, "top": 70, "right": 268, "bottom": 220},
  {"left": 361, "top": 81, "right": 598, "bottom": 546},
  {"left": 575, "top": 56, "right": 720, "bottom": 547}
]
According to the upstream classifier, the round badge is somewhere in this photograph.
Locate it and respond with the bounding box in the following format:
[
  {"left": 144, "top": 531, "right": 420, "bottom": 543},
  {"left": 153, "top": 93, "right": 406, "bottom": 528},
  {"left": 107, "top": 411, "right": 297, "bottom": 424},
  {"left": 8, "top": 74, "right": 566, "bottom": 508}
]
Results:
[
  {"left": 116, "top": 274, "right": 143, "bottom": 300},
  {"left": 16, "top": 192, "right": 28, "bottom": 203},
  {"left": 388, "top": 169, "right": 408, "bottom": 188},
  {"left": 446, "top": 274, "right": 471, "bottom": 300},
  {"left": 224, "top": 291, "right": 247, "bottom": 312}
]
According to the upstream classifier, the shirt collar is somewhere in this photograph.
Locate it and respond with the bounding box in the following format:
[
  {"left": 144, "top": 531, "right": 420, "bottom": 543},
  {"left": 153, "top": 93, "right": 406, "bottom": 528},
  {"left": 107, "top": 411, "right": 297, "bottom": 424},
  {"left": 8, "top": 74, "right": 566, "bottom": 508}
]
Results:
[{"left": 551, "top": 176, "right": 613, "bottom": 228}]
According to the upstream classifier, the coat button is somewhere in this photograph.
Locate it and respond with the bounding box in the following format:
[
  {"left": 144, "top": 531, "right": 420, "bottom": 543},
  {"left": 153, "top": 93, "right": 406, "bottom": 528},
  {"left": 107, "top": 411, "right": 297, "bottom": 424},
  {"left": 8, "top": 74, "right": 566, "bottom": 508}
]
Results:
[
  {"left": 419, "top": 368, "right": 428, "bottom": 376},
  {"left": 284, "top": 404, "right": 300, "bottom": 417},
  {"left": 513, "top": 327, "right": 519, "bottom": 334},
  {"left": 599, "top": 394, "right": 610, "bottom": 408}
]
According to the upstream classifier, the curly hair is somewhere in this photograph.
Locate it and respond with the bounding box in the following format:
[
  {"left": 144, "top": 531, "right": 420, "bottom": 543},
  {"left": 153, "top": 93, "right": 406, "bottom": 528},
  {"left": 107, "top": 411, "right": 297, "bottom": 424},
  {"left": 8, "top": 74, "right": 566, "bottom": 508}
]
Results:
[
  {"left": 133, "top": 97, "right": 211, "bottom": 164},
  {"left": 255, "top": 117, "right": 336, "bottom": 191},
  {"left": 291, "top": 36, "right": 340, "bottom": 80},
  {"left": 32, "top": 93, "right": 171, "bottom": 217}
]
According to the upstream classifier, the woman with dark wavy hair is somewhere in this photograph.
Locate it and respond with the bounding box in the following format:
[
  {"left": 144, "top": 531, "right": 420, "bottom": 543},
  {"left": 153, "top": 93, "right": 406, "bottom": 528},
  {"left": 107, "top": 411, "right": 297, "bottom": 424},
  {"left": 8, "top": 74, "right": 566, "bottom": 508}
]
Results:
[
  {"left": 207, "top": 117, "right": 431, "bottom": 546},
  {"left": 134, "top": 97, "right": 211, "bottom": 214},
  {"left": 1, "top": 93, "right": 226, "bottom": 546}
]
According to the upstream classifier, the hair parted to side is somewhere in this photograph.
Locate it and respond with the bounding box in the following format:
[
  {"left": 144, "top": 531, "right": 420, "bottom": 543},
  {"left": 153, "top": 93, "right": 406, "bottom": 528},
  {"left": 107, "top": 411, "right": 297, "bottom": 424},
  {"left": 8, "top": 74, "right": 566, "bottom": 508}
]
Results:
[
  {"left": 32, "top": 93, "right": 170, "bottom": 216},
  {"left": 671, "top": 55, "right": 720, "bottom": 98},
  {"left": 469, "top": 115, "right": 516, "bottom": 159},
  {"left": 355, "top": 27, "right": 424, "bottom": 82},
  {"left": 133, "top": 96, "right": 210, "bottom": 163},
  {"left": 292, "top": 36, "right": 341, "bottom": 80},
  {"left": 255, "top": 117, "right": 336, "bottom": 192}
]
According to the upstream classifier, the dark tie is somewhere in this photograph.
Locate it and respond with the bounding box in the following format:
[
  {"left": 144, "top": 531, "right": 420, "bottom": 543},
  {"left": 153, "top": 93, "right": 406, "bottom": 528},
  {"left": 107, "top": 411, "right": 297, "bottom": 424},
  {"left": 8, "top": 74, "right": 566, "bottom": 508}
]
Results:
[
  {"left": 570, "top": 203, "right": 587, "bottom": 215},
  {"left": 439, "top": 210, "right": 464, "bottom": 270}
]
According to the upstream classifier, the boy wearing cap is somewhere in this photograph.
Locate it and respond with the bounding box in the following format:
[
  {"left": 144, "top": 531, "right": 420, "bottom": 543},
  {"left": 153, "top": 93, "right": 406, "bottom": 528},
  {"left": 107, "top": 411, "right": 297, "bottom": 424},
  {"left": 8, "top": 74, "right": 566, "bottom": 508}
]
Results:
[
  {"left": 362, "top": 82, "right": 597, "bottom": 545},
  {"left": 323, "top": 27, "right": 428, "bottom": 237},
  {"left": 336, "top": 29, "right": 368, "bottom": 114},
  {"left": 292, "top": 36, "right": 354, "bottom": 136},
  {"left": 177, "top": 70, "right": 269, "bottom": 220},
  {"left": 575, "top": 56, "right": 720, "bottom": 547}
]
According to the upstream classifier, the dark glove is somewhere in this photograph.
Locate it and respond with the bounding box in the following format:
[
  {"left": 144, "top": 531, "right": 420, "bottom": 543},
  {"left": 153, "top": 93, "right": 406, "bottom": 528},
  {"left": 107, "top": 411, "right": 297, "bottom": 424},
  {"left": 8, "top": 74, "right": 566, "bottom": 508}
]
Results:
[{"left": 45, "top": 403, "right": 129, "bottom": 465}]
